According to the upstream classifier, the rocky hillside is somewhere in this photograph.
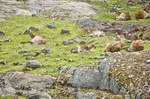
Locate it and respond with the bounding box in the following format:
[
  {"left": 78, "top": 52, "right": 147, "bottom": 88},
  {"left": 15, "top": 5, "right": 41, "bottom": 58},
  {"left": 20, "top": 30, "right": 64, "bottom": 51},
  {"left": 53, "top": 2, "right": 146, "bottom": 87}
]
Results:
[{"left": 0, "top": 0, "right": 150, "bottom": 99}]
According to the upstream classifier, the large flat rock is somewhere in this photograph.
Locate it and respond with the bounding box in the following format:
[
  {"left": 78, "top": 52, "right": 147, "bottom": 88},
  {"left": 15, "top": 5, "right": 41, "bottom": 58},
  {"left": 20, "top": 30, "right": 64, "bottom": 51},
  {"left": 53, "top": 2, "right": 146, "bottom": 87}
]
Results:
[
  {"left": 0, "top": 0, "right": 97, "bottom": 21},
  {"left": 0, "top": 71, "right": 56, "bottom": 97}
]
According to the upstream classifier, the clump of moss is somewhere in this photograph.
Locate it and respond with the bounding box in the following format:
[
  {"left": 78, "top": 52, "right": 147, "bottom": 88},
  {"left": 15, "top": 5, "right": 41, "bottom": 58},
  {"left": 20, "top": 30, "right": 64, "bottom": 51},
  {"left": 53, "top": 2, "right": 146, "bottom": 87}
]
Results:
[{"left": 107, "top": 51, "right": 150, "bottom": 98}]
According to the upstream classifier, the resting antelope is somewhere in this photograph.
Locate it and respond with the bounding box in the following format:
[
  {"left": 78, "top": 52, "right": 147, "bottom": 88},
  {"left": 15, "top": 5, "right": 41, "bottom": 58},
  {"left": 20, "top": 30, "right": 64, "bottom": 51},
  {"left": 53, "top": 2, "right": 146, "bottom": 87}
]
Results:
[
  {"left": 104, "top": 33, "right": 124, "bottom": 52},
  {"left": 71, "top": 44, "right": 96, "bottom": 53},
  {"left": 130, "top": 40, "right": 144, "bottom": 51},
  {"left": 24, "top": 30, "right": 46, "bottom": 45},
  {"left": 29, "top": 33, "right": 46, "bottom": 45},
  {"left": 115, "top": 9, "right": 131, "bottom": 20},
  {"left": 136, "top": 5, "right": 150, "bottom": 19}
]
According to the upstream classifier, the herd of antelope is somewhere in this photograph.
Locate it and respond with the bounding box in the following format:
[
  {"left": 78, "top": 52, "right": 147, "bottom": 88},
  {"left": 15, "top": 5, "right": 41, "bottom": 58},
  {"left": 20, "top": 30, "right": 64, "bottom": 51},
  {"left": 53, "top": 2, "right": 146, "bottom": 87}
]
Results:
[
  {"left": 104, "top": 4, "right": 149, "bottom": 52},
  {"left": 115, "top": 4, "right": 150, "bottom": 20},
  {"left": 72, "top": 5, "right": 149, "bottom": 53},
  {"left": 24, "top": 4, "right": 149, "bottom": 54}
]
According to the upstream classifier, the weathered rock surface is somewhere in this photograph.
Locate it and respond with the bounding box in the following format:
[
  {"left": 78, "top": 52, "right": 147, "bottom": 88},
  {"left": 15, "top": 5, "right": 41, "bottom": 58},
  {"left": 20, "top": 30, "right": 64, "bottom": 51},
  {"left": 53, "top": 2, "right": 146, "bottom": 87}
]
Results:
[
  {"left": 66, "top": 67, "right": 122, "bottom": 94},
  {"left": 58, "top": 66, "right": 122, "bottom": 94},
  {"left": 63, "top": 39, "right": 73, "bottom": 45},
  {"left": 97, "top": 52, "right": 150, "bottom": 99},
  {"left": 47, "top": 22, "right": 56, "bottom": 29},
  {"left": 28, "top": 26, "right": 39, "bottom": 32},
  {"left": 0, "top": 74, "right": 16, "bottom": 96},
  {"left": 0, "top": 0, "right": 97, "bottom": 22},
  {"left": 77, "top": 18, "right": 150, "bottom": 35},
  {"left": 58, "top": 51, "right": 150, "bottom": 99},
  {"left": 0, "top": 71, "right": 56, "bottom": 97},
  {"left": 61, "top": 29, "right": 70, "bottom": 34},
  {"left": 76, "top": 92, "right": 97, "bottom": 99},
  {"left": 41, "top": 48, "right": 51, "bottom": 54},
  {"left": 21, "top": 89, "right": 52, "bottom": 99},
  {"left": 5, "top": 71, "right": 56, "bottom": 89},
  {"left": 26, "top": 60, "right": 42, "bottom": 68}
]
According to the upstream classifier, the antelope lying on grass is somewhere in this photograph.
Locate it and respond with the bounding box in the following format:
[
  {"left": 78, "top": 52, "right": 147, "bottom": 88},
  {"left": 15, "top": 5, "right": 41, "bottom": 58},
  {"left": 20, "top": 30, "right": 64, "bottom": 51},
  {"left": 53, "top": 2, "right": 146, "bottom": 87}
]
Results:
[
  {"left": 136, "top": 5, "right": 150, "bottom": 19},
  {"left": 71, "top": 44, "right": 96, "bottom": 53},
  {"left": 24, "top": 29, "right": 46, "bottom": 45},
  {"left": 29, "top": 33, "right": 46, "bottom": 45},
  {"left": 104, "top": 33, "right": 124, "bottom": 52},
  {"left": 115, "top": 9, "right": 131, "bottom": 20},
  {"left": 130, "top": 40, "right": 144, "bottom": 51}
]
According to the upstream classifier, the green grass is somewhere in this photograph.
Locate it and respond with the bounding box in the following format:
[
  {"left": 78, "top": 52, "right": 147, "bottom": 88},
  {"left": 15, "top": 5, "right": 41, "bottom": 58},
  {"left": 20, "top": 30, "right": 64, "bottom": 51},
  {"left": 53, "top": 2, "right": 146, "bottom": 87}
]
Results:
[
  {"left": 0, "top": 15, "right": 115, "bottom": 75},
  {"left": 0, "top": 1, "right": 150, "bottom": 76}
]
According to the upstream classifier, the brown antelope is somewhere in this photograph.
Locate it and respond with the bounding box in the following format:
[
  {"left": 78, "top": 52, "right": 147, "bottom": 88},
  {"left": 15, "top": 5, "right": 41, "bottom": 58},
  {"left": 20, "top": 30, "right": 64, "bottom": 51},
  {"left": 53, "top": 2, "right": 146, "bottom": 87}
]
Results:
[
  {"left": 136, "top": 5, "right": 150, "bottom": 19},
  {"left": 30, "top": 35, "right": 46, "bottom": 45},
  {"left": 104, "top": 33, "right": 124, "bottom": 52},
  {"left": 25, "top": 31, "right": 46, "bottom": 45},
  {"left": 71, "top": 44, "right": 96, "bottom": 53},
  {"left": 115, "top": 9, "right": 131, "bottom": 20},
  {"left": 104, "top": 41, "right": 124, "bottom": 52},
  {"left": 130, "top": 40, "right": 144, "bottom": 51}
]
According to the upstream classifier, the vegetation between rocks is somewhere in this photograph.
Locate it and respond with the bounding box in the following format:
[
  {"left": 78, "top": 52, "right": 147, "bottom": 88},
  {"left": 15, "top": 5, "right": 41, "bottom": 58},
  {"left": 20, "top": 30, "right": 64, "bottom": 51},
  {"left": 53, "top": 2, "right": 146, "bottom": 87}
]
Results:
[{"left": 0, "top": 15, "right": 114, "bottom": 75}]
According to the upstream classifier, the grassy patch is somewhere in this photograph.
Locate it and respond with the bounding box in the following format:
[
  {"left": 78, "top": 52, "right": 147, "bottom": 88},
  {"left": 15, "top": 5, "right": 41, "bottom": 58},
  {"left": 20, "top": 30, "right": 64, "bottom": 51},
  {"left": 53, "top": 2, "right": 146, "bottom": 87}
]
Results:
[
  {"left": 0, "top": 15, "right": 114, "bottom": 75},
  {"left": 0, "top": 1, "right": 150, "bottom": 76}
]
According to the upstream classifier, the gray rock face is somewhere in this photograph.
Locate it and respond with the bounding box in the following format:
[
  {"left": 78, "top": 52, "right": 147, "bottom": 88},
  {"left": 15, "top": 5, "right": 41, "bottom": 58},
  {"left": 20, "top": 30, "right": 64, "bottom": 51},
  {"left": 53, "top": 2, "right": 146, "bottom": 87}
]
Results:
[
  {"left": 21, "top": 89, "right": 52, "bottom": 99},
  {"left": 24, "top": 26, "right": 39, "bottom": 35},
  {"left": 26, "top": 60, "right": 42, "bottom": 68},
  {"left": 61, "top": 29, "right": 70, "bottom": 34},
  {"left": 4, "top": 71, "right": 56, "bottom": 90},
  {"left": 0, "top": 74, "right": 16, "bottom": 96},
  {"left": 76, "top": 92, "right": 97, "bottom": 99},
  {"left": 41, "top": 48, "right": 51, "bottom": 54},
  {"left": 0, "top": 71, "right": 56, "bottom": 97},
  {"left": 0, "top": 0, "right": 97, "bottom": 21},
  {"left": 77, "top": 18, "right": 147, "bottom": 35},
  {"left": 58, "top": 51, "right": 150, "bottom": 98},
  {"left": 67, "top": 67, "right": 122, "bottom": 94},
  {"left": 47, "top": 23, "right": 56, "bottom": 29},
  {"left": 67, "top": 67, "right": 101, "bottom": 89},
  {"left": 28, "top": 26, "right": 39, "bottom": 31},
  {"left": 0, "top": 0, "right": 33, "bottom": 22},
  {"left": 63, "top": 39, "right": 73, "bottom": 45}
]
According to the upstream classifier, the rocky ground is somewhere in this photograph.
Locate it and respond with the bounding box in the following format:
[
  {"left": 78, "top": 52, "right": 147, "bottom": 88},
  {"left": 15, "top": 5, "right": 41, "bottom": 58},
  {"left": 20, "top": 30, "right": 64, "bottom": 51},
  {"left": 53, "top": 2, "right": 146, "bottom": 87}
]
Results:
[
  {"left": 0, "top": 0, "right": 150, "bottom": 99},
  {"left": 0, "top": 0, "right": 97, "bottom": 21}
]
